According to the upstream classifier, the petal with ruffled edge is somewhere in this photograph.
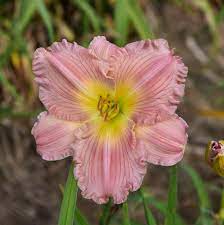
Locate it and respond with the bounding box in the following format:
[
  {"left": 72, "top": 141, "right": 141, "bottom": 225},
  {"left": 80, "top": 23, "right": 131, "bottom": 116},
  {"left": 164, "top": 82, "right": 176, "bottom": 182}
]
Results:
[
  {"left": 110, "top": 39, "right": 188, "bottom": 122},
  {"left": 31, "top": 111, "right": 79, "bottom": 161},
  {"left": 32, "top": 39, "right": 112, "bottom": 121},
  {"left": 135, "top": 115, "right": 188, "bottom": 166},
  {"left": 89, "top": 36, "right": 120, "bottom": 62},
  {"left": 72, "top": 119, "right": 146, "bottom": 204}
]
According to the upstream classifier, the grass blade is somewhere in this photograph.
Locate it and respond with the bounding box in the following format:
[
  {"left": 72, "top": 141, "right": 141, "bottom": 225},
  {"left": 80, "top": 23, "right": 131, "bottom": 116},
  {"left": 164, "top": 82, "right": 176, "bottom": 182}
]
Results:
[
  {"left": 0, "top": 107, "right": 40, "bottom": 120},
  {"left": 122, "top": 202, "right": 131, "bottom": 225},
  {"left": 114, "top": 0, "right": 129, "bottom": 46},
  {"left": 191, "top": 0, "right": 219, "bottom": 47},
  {"left": 58, "top": 162, "right": 78, "bottom": 225},
  {"left": 74, "top": 208, "right": 89, "bottom": 225},
  {"left": 36, "top": 0, "right": 55, "bottom": 42},
  {"left": 218, "top": 189, "right": 224, "bottom": 224},
  {"left": 72, "top": 0, "right": 101, "bottom": 33},
  {"left": 182, "top": 164, "right": 213, "bottom": 225},
  {"left": 142, "top": 194, "right": 186, "bottom": 225},
  {"left": 123, "top": 0, "right": 153, "bottom": 39},
  {"left": 0, "top": 72, "right": 22, "bottom": 101},
  {"left": 139, "top": 189, "right": 157, "bottom": 225},
  {"left": 14, "top": 0, "right": 36, "bottom": 34},
  {"left": 182, "top": 164, "right": 210, "bottom": 209},
  {"left": 165, "top": 165, "right": 178, "bottom": 225},
  {"left": 99, "top": 199, "right": 113, "bottom": 225}
]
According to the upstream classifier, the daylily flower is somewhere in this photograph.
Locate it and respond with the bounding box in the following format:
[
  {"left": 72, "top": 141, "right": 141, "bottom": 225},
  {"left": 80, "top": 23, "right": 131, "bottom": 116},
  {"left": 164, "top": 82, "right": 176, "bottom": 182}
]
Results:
[
  {"left": 31, "top": 37, "right": 188, "bottom": 204},
  {"left": 205, "top": 140, "right": 224, "bottom": 177}
]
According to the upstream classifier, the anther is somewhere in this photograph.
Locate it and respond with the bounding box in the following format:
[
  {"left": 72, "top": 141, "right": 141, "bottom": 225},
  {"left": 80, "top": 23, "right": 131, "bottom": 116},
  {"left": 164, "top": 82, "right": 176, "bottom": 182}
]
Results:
[{"left": 97, "top": 94, "right": 120, "bottom": 121}]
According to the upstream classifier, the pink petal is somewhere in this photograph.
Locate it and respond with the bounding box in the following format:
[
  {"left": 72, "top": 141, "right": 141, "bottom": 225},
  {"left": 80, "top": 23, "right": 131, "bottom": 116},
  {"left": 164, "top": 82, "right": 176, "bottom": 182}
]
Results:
[
  {"left": 32, "top": 39, "right": 112, "bottom": 121},
  {"left": 89, "top": 36, "right": 120, "bottom": 62},
  {"left": 31, "top": 111, "right": 79, "bottom": 161},
  {"left": 72, "top": 121, "right": 146, "bottom": 204},
  {"left": 111, "top": 39, "right": 188, "bottom": 121},
  {"left": 135, "top": 115, "right": 188, "bottom": 166}
]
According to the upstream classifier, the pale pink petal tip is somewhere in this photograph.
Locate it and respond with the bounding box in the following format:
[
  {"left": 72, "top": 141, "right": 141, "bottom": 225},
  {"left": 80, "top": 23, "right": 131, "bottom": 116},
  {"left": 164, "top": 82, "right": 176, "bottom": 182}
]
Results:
[
  {"left": 31, "top": 111, "right": 78, "bottom": 161},
  {"left": 124, "top": 38, "right": 170, "bottom": 53},
  {"left": 72, "top": 123, "right": 147, "bottom": 204},
  {"left": 89, "top": 36, "right": 120, "bottom": 62},
  {"left": 136, "top": 115, "right": 188, "bottom": 166}
]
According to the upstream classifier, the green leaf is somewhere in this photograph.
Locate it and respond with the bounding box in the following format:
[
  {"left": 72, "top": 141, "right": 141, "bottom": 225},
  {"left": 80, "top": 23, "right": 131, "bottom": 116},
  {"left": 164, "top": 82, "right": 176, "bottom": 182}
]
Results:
[
  {"left": 36, "top": 0, "right": 55, "bottom": 42},
  {"left": 74, "top": 208, "right": 89, "bottom": 225},
  {"left": 99, "top": 199, "right": 113, "bottom": 225},
  {"left": 130, "top": 188, "right": 186, "bottom": 225},
  {"left": 165, "top": 165, "right": 178, "bottom": 225},
  {"left": 191, "top": 0, "right": 219, "bottom": 47},
  {"left": 58, "top": 163, "right": 78, "bottom": 225},
  {"left": 123, "top": 0, "right": 153, "bottom": 39},
  {"left": 114, "top": 0, "right": 129, "bottom": 46},
  {"left": 122, "top": 202, "right": 131, "bottom": 225},
  {"left": 143, "top": 194, "right": 186, "bottom": 225},
  {"left": 0, "top": 71, "right": 21, "bottom": 101},
  {"left": 216, "top": 5, "right": 224, "bottom": 23},
  {"left": 139, "top": 189, "right": 157, "bottom": 225},
  {"left": 14, "top": 0, "right": 37, "bottom": 34},
  {"left": 182, "top": 164, "right": 210, "bottom": 209},
  {"left": 130, "top": 220, "right": 144, "bottom": 225},
  {"left": 72, "top": 0, "right": 101, "bottom": 33},
  {"left": 182, "top": 164, "right": 213, "bottom": 225},
  {"left": 144, "top": 195, "right": 166, "bottom": 215},
  {"left": 13, "top": 0, "right": 54, "bottom": 42},
  {"left": 0, "top": 107, "right": 40, "bottom": 120}
]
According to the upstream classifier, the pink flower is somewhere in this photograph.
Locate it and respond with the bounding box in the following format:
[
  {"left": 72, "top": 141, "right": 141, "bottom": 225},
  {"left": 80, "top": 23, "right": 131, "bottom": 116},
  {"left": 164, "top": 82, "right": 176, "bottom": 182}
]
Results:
[{"left": 31, "top": 37, "right": 188, "bottom": 204}]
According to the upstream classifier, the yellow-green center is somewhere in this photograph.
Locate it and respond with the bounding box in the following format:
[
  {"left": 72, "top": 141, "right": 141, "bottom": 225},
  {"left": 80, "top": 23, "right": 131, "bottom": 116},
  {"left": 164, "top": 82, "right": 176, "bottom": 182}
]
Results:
[{"left": 97, "top": 94, "right": 120, "bottom": 121}]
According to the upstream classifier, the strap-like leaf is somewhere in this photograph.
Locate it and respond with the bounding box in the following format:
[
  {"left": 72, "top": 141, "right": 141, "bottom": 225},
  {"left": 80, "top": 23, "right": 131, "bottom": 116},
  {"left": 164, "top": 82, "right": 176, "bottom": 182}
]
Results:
[
  {"left": 74, "top": 208, "right": 89, "bottom": 225},
  {"left": 165, "top": 165, "right": 178, "bottom": 225},
  {"left": 58, "top": 162, "right": 78, "bottom": 225},
  {"left": 182, "top": 164, "right": 213, "bottom": 225},
  {"left": 36, "top": 0, "right": 55, "bottom": 42},
  {"left": 123, "top": 0, "right": 153, "bottom": 39},
  {"left": 114, "top": 0, "right": 129, "bottom": 46},
  {"left": 72, "top": 0, "right": 101, "bottom": 33},
  {"left": 139, "top": 189, "right": 157, "bottom": 225},
  {"left": 122, "top": 202, "right": 131, "bottom": 225}
]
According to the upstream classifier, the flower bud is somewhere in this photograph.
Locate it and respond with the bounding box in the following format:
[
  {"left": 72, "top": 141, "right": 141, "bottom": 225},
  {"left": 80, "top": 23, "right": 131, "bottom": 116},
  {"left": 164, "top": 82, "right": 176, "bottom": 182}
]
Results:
[{"left": 205, "top": 140, "right": 224, "bottom": 177}]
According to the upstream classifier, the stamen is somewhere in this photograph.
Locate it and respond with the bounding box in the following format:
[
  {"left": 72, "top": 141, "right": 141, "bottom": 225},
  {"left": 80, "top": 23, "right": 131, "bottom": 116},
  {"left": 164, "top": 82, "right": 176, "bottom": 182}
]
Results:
[
  {"left": 97, "top": 94, "right": 120, "bottom": 121},
  {"left": 97, "top": 95, "right": 102, "bottom": 110}
]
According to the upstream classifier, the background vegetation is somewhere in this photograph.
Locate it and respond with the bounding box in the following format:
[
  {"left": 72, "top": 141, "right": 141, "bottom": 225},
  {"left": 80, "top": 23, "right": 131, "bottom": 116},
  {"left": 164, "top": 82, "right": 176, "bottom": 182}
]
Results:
[{"left": 0, "top": 0, "right": 224, "bottom": 224}]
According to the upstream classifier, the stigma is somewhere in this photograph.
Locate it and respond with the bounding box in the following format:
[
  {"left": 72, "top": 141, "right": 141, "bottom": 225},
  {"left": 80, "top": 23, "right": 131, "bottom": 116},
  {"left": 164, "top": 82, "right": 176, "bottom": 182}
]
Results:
[{"left": 97, "top": 94, "right": 120, "bottom": 121}]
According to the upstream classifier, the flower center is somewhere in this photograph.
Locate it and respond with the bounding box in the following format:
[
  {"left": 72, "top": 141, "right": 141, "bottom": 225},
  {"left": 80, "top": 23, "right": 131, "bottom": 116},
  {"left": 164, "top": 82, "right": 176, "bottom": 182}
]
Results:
[{"left": 97, "top": 94, "right": 120, "bottom": 121}]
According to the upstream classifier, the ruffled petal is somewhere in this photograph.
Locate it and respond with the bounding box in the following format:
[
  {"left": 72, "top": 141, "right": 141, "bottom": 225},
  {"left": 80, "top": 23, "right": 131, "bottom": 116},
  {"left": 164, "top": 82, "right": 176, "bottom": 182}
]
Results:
[
  {"left": 72, "top": 120, "right": 146, "bottom": 204},
  {"left": 89, "top": 36, "right": 120, "bottom": 62},
  {"left": 135, "top": 115, "right": 188, "bottom": 166},
  {"left": 31, "top": 111, "right": 79, "bottom": 161},
  {"left": 110, "top": 39, "right": 188, "bottom": 121},
  {"left": 32, "top": 39, "right": 112, "bottom": 121}
]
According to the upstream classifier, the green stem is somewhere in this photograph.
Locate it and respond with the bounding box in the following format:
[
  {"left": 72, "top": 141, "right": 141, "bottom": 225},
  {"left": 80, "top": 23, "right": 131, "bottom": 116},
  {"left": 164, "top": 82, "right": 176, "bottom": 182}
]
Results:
[
  {"left": 165, "top": 165, "right": 178, "bottom": 225},
  {"left": 122, "top": 201, "right": 131, "bottom": 225},
  {"left": 99, "top": 199, "right": 112, "bottom": 225},
  {"left": 219, "top": 189, "right": 224, "bottom": 225},
  {"left": 58, "top": 162, "right": 78, "bottom": 225}
]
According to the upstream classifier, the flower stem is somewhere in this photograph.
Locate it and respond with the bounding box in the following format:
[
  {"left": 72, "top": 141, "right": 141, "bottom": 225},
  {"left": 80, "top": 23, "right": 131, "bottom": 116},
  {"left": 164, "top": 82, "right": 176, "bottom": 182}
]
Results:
[
  {"left": 99, "top": 199, "right": 112, "bottom": 225},
  {"left": 165, "top": 165, "right": 178, "bottom": 225},
  {"left": 58, "top": 162, "right": 78, "bottom": 225},
  {"left": 122, "top": 201, "right": 131, "bottom": 225},
  {"left": 219, "top": 189, "right": 224, "bottom": 225}
]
